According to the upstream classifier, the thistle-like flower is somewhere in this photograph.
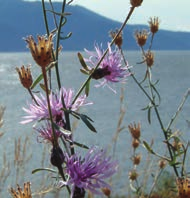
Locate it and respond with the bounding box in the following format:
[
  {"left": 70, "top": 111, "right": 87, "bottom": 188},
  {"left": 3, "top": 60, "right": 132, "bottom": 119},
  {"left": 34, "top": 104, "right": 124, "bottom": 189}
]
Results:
[
  {"left": 35, "top": 121, "right": 63, "bottom": 143},
  {"left": 62, "top": 147, "right": 118, "bottom": 196},
  {"left": 148, "top": 17, "right": 160, "bottom": 34},
  {"left": 16, "top": 65, "right": 33, "bottom": 89},
  {"left": 145, "top": 51, "right": 154, "bottom": 67},
  {"left": 25, "top": 34, "right": 54, "bottom": 68},
  {"left": 21, "top": 87, "right": 92, "bottom": 124},
  {"left": 9, "top": 182, "right": 32, "bottom": 198},
  {"left": 84, "top": 43, "right": 131, "bottom": 92},
  {"left": 134, "top": 30, "right": 149, "bottom": 47}
]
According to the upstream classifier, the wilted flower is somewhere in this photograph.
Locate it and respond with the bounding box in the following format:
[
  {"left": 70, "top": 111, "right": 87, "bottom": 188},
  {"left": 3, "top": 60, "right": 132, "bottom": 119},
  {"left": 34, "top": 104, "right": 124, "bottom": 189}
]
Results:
[
  {"left": 134, "top": 30, "right": 149, "bottom": 47},
  {"left": 128, "top": 122, "right": 141, "bottom": 139},
  {"left": 21, "top": 87, "right": 92, "bottom": 124},
  {"left": 176, "top": 177, "right": 190, "bottom": 198},
  {"left": 130, "top": 0, "right": 143, "bottom": 7},
  {"left": 132, "top": 154, "right": 141, "bottom": 166},
  {"left": 9, "top": 182, "right": 32, "bottom": 198},
  {"left": 62, "top": 147, "right": 118, "bottom": 196},
  {"left": 16, "top": 65, "right": 33, "bottom": 89},
  {"left": 129, "top": 170, "right": 138, "bottom": 181},
  {"left": 145, "top": 51, "right": 154, "bottom": 67},
  {"left": 148, "top": 17, "right": 160, "bottom": 34},
  {"left": 109, "top": 29, "right": 123, "bottom": 48},
  {"left": 84, "top": 43, "right": 131, "bottom": 93},
  {"left": 132, "top": 138, "right": 140, "bottom": 149},
  {"left": 158, "top": 159, "right": 167, "bottom": 169},
  {"left": 25, "top": 34, "right": 54, "bottom": 68}
]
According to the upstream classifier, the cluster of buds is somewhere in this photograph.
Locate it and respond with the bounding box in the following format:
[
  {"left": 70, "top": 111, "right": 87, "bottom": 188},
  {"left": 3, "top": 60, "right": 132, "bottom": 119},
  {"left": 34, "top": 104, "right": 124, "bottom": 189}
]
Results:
[{"left": 9, "top": 182, "right": 32, "bottom": 198}]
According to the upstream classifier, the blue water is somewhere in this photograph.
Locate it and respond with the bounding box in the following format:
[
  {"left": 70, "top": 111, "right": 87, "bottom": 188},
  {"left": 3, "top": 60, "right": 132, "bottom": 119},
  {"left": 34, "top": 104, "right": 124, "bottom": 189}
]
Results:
[{"left": 0, "top": 51, "right": 190, "bottom": 197}]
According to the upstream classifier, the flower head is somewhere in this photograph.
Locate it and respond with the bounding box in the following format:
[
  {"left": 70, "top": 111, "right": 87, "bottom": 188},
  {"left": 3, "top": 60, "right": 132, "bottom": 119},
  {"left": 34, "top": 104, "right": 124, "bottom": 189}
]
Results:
[
  {"left": 9, "top": 182, "right": 32, "bottom": 198},
  {"left": 148, "top": 17, "right": 160, "bottom": 34},
  {"left": 25, "top": 34, "right": 54, "bottom": 68},
  {"left": 16, "top": 65, "right": 33, "bottom": 89},
  {"left": 134, "top": 30, "right": 149, "bottom": 47},
  {"left": 130, "top": 0, "right": 143, "bottom": 7},
  {"left": 35, "top": 121, "right": 63, "bottom": 143},
  {"left": 176, "top": 177, "right": 190, "bottom": 198},
  {"left": 128, "top": 122, "right": 141, "bottom": 139},
  {"left": 145, "top": 51, "right": 154, "bottom": 67},
  {"left": 109, "top": 29, "right": 123, "bottom": 48},
  {"left": 84, "top": 43, "right": 131, "bottom": 92},
  {"left": 21, "top": 87, "right": 91, "bottom": 124},
  {"left": 63, "top": 147, "right": 118, "bottom": 196}
]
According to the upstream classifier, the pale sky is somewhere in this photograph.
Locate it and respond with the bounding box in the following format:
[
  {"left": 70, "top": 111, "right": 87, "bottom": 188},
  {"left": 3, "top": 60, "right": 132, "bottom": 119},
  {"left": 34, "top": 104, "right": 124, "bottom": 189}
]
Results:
[{"left": 26, "top": 0, "right": 190, "bottom": 32}]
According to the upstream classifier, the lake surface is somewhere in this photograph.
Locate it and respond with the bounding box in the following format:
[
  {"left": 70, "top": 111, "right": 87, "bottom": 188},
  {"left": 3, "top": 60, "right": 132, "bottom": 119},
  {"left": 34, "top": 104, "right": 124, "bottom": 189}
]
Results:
[{"left": 0, "top": 51, "right": 190, "bottom": 197}]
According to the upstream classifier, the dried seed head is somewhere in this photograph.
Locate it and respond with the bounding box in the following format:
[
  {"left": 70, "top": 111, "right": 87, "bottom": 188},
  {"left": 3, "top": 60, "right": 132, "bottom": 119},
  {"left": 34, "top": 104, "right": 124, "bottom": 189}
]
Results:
[
  {"left": 16, "top": 65, "right": 33, "bottom": 89},
  {"left": 133, "top": 154, "right": 142, "bottom": 165},
  {"left": 129, "top": 170, "right": 138, "bottom": 181},
  {"left": 9, "top": 182, "right": 32, "bottom": 198},
  {"left": 50, "top": 146, "right": 65, "bottom": 168},
  {"left": 130, "top": 0, "right": 143, "bottom": 7},
  {"left": 176, "top": 177, "right": 190, "bottom": 198},
  {"left": 25, "top": 34, "right": 54, "bottom": 68},
  {"left": 132, "top": 138, "right": 140, "bottom": 149},
  {"left": 128, "top": 122, "right": 141, "bottom": 139},
  {"left": 134, "top": 30, "right": 149, "bottom": 47},
  {"left": 102, "top": 187, "right": 111, "bottom": 197},
  {"left": 172, "top": 139, "right": 183, "bottom": 152},
  {"left": 148, "top": 17, "right": 160, "bottom": 34},
  {"left": 109, "top": 29, "right": 123, "bottom": 48},
  {"left": 145, "top": 51, "right": 154, "bottom": 67},
  {"left": 158, "top": 160, "right": 167, "bottom": 169}
]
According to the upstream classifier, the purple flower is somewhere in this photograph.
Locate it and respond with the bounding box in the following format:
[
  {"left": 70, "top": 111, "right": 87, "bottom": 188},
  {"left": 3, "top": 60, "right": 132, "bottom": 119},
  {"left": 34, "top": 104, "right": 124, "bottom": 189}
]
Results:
[
  {"left": 85, "top": 43, "right": 131, "bottom": 92},
  {"left": 35, "top": 121, "right": 63, "bottom": 144},
  {"left": 21, "top": 87, "right": 92, "bottom": 124},
  {"left": 63, "top": 147, "right": 118, "bottom": 196}
]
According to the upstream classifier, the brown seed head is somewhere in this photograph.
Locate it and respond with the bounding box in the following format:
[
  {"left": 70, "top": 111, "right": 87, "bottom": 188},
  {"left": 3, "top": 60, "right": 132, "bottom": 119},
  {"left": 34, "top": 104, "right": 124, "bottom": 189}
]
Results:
[
  {"left": 134, "top": 29, "right": 149, "bottom": 47},
  {"left": 145, "top": 51, "right": 154, "bottom": 67},
  {"left": 158, "top": 160, "right": 167, "bottom": 169},
  {"left": 9, "top": 182, "right": 32, "bottom": 198},
  {"left": 129, "top": 170, "right": 138, "bottom": 181},
  {"left": 130, "top": 0, "right": 143, "bottom": 7},
  {"left": 148, "top": 17, "right": 160, "bottom": 34},
  {"left": 176, "top": 177, "right": 190, "bottom": 198},
  {"left": 25, "top": 34, "right": 54, "bottom": 68},
  {"left": 16, "top": 65, "right": 33, "bottom": 89},
  {"left": 102, "top": 187, "right": 111, "bottom": 197},
  {"left": 132, "top": 138, "right": 140, "bottom": 149},
  {"left": 133, "top": 154, "right": 142, "bottom": 165},
  {"left": 109, "top": 29, "right": 123, "bottom": 48},
  {"left": 128, "top": 122, "right": 141, "bottom": 139},
  {"left": 172, "top": 139, "right": 183, "bottom": 152}
]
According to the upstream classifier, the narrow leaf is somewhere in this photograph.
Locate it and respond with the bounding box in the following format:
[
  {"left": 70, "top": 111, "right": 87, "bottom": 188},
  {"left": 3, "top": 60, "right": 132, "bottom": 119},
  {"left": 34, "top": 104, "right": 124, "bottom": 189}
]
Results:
[
  {"left": 78, "top": 52, "right": 89, "bottom": 71},
  {"left": 74, "top": 141, "right": 89, "bottom": 149},
  {"left": 148, "top": 107, "right": 152, "bottom": 124},
  {"left": 80, "top": 114, "right": 97, "bottom": 133},
  {"left": 53, "top": 123, "right": 72, "bottom": 136},
  {"left": 143, "top": 141, "right": 155, "bottom": 154},
  {"left": 32, "top": 168, "right": 57, "bottom": 174},
  {"left": 30, "top": 73, "right": 43, "bottom": 90}
]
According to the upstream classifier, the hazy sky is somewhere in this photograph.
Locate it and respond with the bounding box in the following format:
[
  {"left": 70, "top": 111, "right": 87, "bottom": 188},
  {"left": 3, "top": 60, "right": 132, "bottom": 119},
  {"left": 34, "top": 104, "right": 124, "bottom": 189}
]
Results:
[{"left": 26, "top": 0, "right": 190, "bottom": 32}]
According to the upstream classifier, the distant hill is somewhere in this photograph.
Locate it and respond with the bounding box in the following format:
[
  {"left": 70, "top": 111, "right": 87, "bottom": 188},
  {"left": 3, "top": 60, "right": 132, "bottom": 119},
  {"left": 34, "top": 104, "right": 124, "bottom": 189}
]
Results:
[{"left": 1, "top": 0, "right": 190, "bottom": 51}]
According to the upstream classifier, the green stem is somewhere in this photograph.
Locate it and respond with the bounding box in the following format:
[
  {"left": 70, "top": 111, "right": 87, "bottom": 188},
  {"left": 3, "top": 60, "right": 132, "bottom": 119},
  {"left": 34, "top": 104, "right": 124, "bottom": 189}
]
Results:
[
  {"left": 72, "top": 6, "right": 136, "bottom": 105},
  {"left": 41, "top": 0, "right": 50, "bottom": 36}
]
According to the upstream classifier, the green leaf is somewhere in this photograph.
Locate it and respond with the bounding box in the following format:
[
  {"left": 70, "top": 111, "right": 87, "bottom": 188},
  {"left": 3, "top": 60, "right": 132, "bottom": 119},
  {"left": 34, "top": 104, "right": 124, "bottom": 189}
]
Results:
[
  {"left": 85, "top": 80, "right": 91, "bottom": 96},
  {"left": 80, "top": 114, "right": 97, "bottom": 133},
  {"left": 60, "top": 32, "right": 72, "bottom": 40},
  {"left": 143, "top": 141, "right": 155, "bottom": 154},
  {"left": 148, "top": 106, "right": 152, "bottom": 124},
  {"left": 32, "top": 168, "right": 57, "bottom": 174},
  {"left": 30, "top": 73, "right": 44, "bottom": 90},
  {"left": 78, "top": 52, "right": 89, "bottom": 71},
  {"left": 74, "top": 141, "right": 89, "bottom": 149},
  {"left": 53, "top": 123, "right": 72, "bottom": 136}
]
